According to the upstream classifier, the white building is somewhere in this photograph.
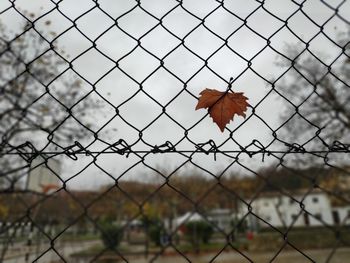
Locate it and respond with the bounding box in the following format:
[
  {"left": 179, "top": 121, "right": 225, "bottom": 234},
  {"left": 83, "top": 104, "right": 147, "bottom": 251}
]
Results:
[
  {"left": 26, "top": 156, "right": 61, "bottom": 193},
  {"left": 173, "top": 211, "right": 205, "bottom": 229},
  {"left": 330, "top": 203, "right": 350, "bottom": 226},
  {"left": 207, "top": 208, "right": 233, "bottom": 231},
  {"left": 241, "top": 190, "right": 348, "bottom": 229},
  {"left": 172, "top": 190, "right": 350, "bottom": 233},
  {"left": 173, "top": 209, "right": 234, "bottom": 232}
]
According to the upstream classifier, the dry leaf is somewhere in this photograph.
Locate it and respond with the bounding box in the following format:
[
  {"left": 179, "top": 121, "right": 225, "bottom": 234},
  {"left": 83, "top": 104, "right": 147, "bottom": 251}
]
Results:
[{"left": 196, "top": 88, "right": 249, "bottom": 132}]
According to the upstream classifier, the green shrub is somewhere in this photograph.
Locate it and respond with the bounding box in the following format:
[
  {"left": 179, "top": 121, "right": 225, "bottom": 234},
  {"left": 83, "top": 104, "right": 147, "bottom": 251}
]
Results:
[
  {"left": 142, "top": 216, "right": 165, "bottom": 246},
  {"left": 149, "top": 223, "right": 164, "bottom": 246},
  {"left": 184, "top": 221, "right": 214, "bottom": 246},
  {"left": 100, "top": 222, "right": 123, "bottom": 249}
]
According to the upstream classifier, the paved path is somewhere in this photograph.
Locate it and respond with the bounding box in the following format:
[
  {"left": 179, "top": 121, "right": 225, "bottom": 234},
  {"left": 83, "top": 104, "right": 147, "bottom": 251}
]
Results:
[
  {"left": 3, "top": 240, "right": 100, "bottom": 263},
  {"left": 114, "top": 247, "right": 350, "bottom": 263},
  {"left": 3, "top": 242, "right": 350, "bottom": 262}
]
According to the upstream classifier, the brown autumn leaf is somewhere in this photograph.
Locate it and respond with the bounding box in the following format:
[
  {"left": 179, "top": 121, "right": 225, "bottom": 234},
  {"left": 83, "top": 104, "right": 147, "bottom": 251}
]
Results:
[{"left": 196, "top": 88, "right": 249, "bottom": 132}]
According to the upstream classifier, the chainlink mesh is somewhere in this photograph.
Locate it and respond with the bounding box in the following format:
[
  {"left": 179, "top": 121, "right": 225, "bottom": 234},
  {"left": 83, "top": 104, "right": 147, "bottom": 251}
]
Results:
[{"left": 0, "top": 0, "right": 350, "bottom": 262}]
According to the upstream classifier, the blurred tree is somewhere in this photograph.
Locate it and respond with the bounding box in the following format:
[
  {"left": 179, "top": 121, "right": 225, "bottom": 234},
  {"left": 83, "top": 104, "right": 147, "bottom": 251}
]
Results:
[
  {"left": 276, "top": 30, "right": 350, "bottom": 155},
  {"left": 0, "top": 201, "right": 9, "bottom": 220},
  {"left": 141, "top": 202, "right": 165, "bottom": 252},
  {"left": 144, "top": 217, "right": 165, "bottom": 246},
  {"left": 0, "top": 18, "right": 103, "bottom": 189},
  {"left": 99, "top": 219, "right": 123, "bottom": 250}
]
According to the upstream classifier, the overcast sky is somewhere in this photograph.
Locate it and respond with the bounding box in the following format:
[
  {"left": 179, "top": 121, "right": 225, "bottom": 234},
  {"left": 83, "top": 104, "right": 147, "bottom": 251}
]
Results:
[{"left": 1, "top": 0, "right": 349, "bottom": 189}]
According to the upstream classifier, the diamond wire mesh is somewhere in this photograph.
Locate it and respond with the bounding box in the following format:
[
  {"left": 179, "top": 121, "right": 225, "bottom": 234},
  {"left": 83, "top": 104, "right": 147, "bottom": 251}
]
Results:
[{"left": 0, "top": 0, "right": 350, "bottom": 262}]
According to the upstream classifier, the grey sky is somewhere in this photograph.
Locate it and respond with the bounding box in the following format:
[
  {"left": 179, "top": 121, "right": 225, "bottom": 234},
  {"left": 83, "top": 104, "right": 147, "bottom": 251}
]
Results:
[{"left": 1, "top": 0, "right": 349, "bottom": 189}]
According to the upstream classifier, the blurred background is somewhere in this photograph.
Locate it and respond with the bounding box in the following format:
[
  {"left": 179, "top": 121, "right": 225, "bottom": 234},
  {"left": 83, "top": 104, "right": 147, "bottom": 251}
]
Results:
[{"left": 0, "top": 0, "right": 349, "bottom": 262}]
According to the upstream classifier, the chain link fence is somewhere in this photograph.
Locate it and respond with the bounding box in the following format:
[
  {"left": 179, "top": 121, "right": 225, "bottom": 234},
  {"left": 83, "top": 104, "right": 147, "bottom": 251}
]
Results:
[{"left": 0, "top": 0, "right": 350, "bottom": 262}]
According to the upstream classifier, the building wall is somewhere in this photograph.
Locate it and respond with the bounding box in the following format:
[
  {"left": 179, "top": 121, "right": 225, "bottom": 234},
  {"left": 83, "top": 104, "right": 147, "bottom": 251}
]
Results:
[
  {"left": 207, "top": 209, "right": 232, "bottom": 231},
  {"left": 247, "top": 192, "right": 334, "bottom": 229},
  {"left": 333, "top": 206, "right": 350, "bottom": 225},
  {"left": 302, "top": 193, "right": 333, "bottom": 226},
  {"left": 27, "top": 156, "right": 60, "bottom": 193}
]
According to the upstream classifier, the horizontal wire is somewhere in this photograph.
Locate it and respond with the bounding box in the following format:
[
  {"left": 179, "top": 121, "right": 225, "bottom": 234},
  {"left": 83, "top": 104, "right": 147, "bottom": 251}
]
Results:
[{"left": 1, "top": 150, "right": 349, "bottom": 154}]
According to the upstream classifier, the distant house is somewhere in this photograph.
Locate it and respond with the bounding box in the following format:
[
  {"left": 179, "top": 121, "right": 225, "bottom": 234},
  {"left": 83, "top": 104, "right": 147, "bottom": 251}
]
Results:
[
  {"left": 173, "top": 209, "right": 234, "bottom": 232},
  {"left": 174, "top": 211, "right": 204, "bottom": 230},
  {"left": 171, "top": 189, "right": 350, "bottom": 233},
  {"left": 207, "top": 208, "right": 233, "bottom": 232},
  {"left": 26, "top": 156, "right": 61, "bottom": 193},
  {"left": 240, "top": 189, "right": 347, "bottom": 229}
]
